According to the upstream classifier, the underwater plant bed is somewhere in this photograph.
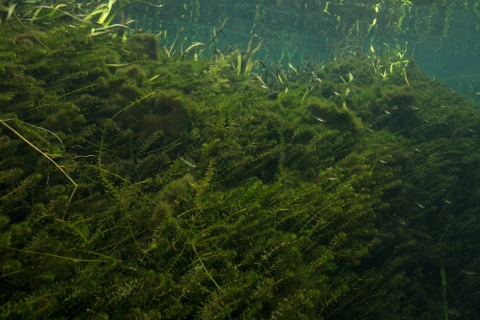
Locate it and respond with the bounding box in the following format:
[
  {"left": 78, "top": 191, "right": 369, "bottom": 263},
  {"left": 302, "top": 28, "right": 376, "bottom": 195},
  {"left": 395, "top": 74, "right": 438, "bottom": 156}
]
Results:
[{"left": 1, "top": 19, "right": 480, "bottom": 319}]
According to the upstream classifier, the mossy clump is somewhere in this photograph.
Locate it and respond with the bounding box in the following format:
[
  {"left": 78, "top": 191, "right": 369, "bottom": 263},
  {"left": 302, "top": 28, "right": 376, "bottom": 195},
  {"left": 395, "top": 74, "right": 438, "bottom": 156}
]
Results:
[
  {"left": 160, "top": 173, "right": 194, "bottom": 202},
  {"left": 12, "top": 33, "right": 36, "bottom": 48},
  {"left": 152, "top": 61, "right": 206, "bottom": 91},
  {"left": 128, "top": 33, "right": 159, "bottom": 60},
  {"left": 97, "top": 48, "right": 121, "bottom": 65},
  {"left": 359, "top": 88, "right": 376, "bottom": 104},
  {"left": 151, "top": 200, "right": 173, "bottom": 226},
  {"left": 278, "top": 90, "right": 299, "bottom": 108},
  {"left": 305, "top": 97, "right": 363, "bottom": 134},
  {"left": 108, "top": 84, "right": 143, "bottom": 115},
  {"left": 151, "top": 174, "right": 194, "bottom": 226},
  {"left": 11, "top": 31, "right": 46, "bottom": 48},
  {"left": 91, "top": 48, "right": 122, "bottom": 76},
  {"left": 42, "top": 103, "right": 85, "bottom": 132},
  {"left": 108, "top": 66, "right": 150, "bottom": 115},
  {"left": 318, "top": 80, "right": 337, "bottom": 99},
  {"left": 383, "top": 85, "right": 417, "bottom": 109},
  {"left": 264, "top": 100, "right": 286, "bottom": 113},
  {"left": 141, "top": 90, "right": 197, "bottom": 137},
  {"left": 379, "top": 85, "right": 419, "bottom": 129},
  {"left": 115, "top": 65, "right": 148, "bottom": 88}
]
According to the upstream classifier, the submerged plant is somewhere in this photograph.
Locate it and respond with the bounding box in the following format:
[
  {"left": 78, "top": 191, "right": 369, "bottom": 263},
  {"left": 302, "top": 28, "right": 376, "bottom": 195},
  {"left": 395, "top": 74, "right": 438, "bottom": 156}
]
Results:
[{"left": 0, "top": 15, "right": 480, "bottom": 320}]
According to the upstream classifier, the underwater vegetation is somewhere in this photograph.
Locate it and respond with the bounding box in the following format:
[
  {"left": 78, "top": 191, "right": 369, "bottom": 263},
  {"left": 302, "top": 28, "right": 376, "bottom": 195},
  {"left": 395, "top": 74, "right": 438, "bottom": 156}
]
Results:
[{"left": 1, "top": 12, "right": 480, "bottom": 320}]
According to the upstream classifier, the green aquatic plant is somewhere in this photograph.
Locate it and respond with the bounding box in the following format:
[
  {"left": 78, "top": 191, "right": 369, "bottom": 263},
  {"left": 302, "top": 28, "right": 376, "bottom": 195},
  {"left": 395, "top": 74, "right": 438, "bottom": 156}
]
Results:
[
  {"left": 128, "top": 33, "right": 159, "bottom": 60},
  {"left": 140, "top": 90, "right": 196, "bottom": 137},
  {"left": 1, "top": 16, "right": 480, "bottom": 319},
  {"left": 0, "top": 118, "right": 77, "bottom": 219},
  {"left": 114, "top": 64, "right": 148, "bottom": 88},
  {"left": 305, "top": 97, "right": 363, "bottom": 135}
]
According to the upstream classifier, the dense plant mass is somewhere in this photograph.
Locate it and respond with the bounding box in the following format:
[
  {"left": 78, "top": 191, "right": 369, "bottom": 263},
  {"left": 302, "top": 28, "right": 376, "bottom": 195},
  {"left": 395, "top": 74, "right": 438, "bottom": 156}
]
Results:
[{"left": 1, "top": 18, "right": 480, "bottom": 319}]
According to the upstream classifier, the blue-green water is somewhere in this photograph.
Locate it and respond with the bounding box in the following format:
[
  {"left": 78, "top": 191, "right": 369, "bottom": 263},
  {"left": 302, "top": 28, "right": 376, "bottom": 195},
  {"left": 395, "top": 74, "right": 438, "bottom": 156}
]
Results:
[{"left": 139, "top": 0, "right": 480, "bottom": 102}]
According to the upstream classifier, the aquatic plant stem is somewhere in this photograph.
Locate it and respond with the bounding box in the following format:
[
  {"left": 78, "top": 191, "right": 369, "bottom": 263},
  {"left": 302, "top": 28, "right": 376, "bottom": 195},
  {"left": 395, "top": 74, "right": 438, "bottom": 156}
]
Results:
[
  {"left": 192, "top": 244, "right": 224, "bottom": 294},
  {"left": 8, "top": 247, "right": 118, "bottom": 263},
  {"left": 440, "top": 266, "right": 448, "bottom": 320},
  {"left": 0, "top": 119, "right": 77, "bottom": 219}
]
